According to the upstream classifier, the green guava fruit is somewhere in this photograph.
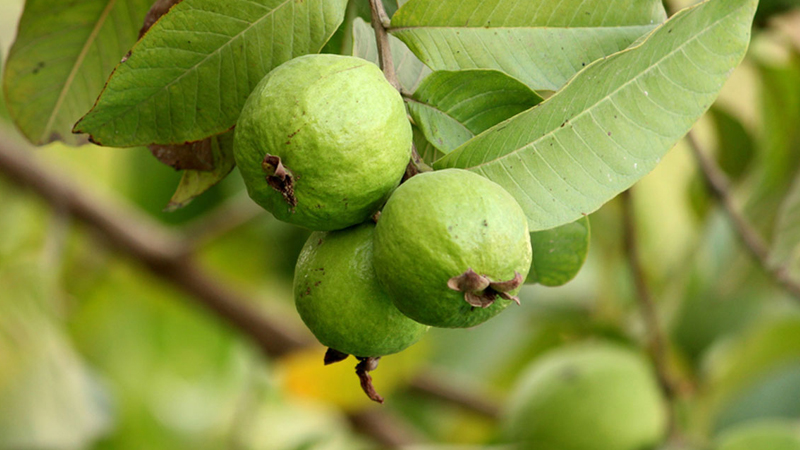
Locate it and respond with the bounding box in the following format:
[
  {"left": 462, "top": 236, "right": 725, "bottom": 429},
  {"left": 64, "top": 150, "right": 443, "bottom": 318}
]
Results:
[
  {"left": 503, "top": 342, "right": 668, "bottom": 450},
  {"left": 234, "top": 54, "right": 411, "bottom": 231},
  {"left": 294, "top": 222, "right": 428, "bottom": 358},
  {"left": 716, "top": 421, "right": 800, "bottom": 450},
  {"left": 372, "top": 169, "right": 532, "bottom": 328}
]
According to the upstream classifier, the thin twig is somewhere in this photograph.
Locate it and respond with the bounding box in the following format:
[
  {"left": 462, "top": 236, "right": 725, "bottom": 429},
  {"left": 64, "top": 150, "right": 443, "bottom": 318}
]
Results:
[
  {"left": 347, "top": 409, "right": 424, "bottom": 449},
  {"left": 367, "top": 0, "right": 425, "bottom": 171},
  {"left": 406, "top": 371, "right": 500, "bottom": 419},
  {"left": 368, "top": 0, "right": 400, "bottom": 91},
  {"left": 620, "top": 189, "right": 678, "bottom": 433},
  {"left": 686, "top": 131, "right": 800, "bottom": 299}
]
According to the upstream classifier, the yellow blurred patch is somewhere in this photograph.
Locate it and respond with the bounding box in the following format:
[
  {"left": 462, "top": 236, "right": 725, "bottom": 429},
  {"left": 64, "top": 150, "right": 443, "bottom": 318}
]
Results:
[{"left": 276, "top": 342, "right": 428, "bottom": 411}]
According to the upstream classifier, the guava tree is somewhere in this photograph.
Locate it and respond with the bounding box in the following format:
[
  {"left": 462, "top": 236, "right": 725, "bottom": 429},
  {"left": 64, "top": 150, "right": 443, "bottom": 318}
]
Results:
[{"left": 6, "top": 0, "right": 800, "bottom": 449}]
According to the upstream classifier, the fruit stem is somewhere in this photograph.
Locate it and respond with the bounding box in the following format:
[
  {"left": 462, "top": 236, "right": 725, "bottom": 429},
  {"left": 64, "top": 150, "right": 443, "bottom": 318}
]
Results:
[
  {"left": 356, "top": 357, "right": 385, "bottom": 404},
  {"left": 368, "top": 0, "right": 400, "bottom": 91}
]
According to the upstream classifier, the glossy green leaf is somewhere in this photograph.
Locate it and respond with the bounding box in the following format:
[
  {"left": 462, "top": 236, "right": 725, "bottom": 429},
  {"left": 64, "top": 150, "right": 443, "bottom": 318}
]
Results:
[
  {"left": 2, "top": 0, "right": 151, "bottom": 145},
  {"left": 390, "top": 0, "right": 666, "bottom": 91},
  {"left": 351, "top": 17, "right": 430, "bottom": 92},
  {"left": 166, "top": 131, "right": 236, "bottom": 211},
  {"left": 526, "top": 216, "right": 590, "bottom": 287},
  {"left": 73, "top": 0, "right": 348, "bottom": 147},
  {"left": 435, "top": 0, "right": 757, "bottom": 231},
  {"left": 406, "top": 69, "right": 542, "bottom": 155}
]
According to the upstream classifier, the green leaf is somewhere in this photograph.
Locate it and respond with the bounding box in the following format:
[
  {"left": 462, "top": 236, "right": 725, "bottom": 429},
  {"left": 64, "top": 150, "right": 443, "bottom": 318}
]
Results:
[
  {"left": 351, "top": 17, "right": 430, "bottom": 92},
  {"left": 435, "top": 0, "right": 757, "bottom": 231},
  {"left": 390, "top": 0, "right": 666, "bottom": 91},
  {"left": 526, "top": 216, "right": 590, "bottom": 287},
  {"left": 73, "top": 0, "right": 349, "bottom": 147},
  {"left": 709, "top": 106, "right": 755, "bottom": 181},
  {"left": 406, "top": 69, "right": 542, "bottom": 155},
  {"left": 0, "top": 264, "right": 111, "bottom": 449},
  {"left": 769, "top": 174, "right": 800, "bottom": 275},
  {"left": 2, "top": 0, "right": 151, "bottom": 145},
  {"left": 413, "top": 125, "right": 442, "bottom": 166},
  {"left": 166, "top": 131, "right": 236, "bottom": 211}
]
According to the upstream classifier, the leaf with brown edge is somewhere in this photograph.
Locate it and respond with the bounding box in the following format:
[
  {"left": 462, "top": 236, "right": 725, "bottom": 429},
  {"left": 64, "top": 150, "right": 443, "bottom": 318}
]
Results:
[
  {"left": 165, "top": 131, "right": 235, "bottom": 211},
  {"left": 139, "top": 0, "right": 182, "bottom": 38},
  {"left": 149, "top": 139, "right": 214, "bottom": 171}
]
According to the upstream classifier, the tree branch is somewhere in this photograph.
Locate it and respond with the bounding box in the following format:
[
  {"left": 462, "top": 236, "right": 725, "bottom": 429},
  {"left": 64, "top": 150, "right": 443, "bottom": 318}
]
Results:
[
  {"left": 406, "top": 371, "right": 500, "bottom": 419},
  {"left": 0, "top": 135, "right": 311, "bottom": 357},
  {"left": 620, "top": 190, "right": 679, "bottom": 404},
  {"left": 686, "top": 131, "right": 800, "bottom": 299},
  {"left": 0, "top": 130, "right": 500, "bottom": 422}
]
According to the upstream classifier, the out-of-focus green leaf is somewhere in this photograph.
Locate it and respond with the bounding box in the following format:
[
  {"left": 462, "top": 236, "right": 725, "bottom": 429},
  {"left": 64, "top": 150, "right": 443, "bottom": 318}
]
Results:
[
  {"left": 526, "top": 216, "right": 590, "bottom": 287},
  {"left": 0, "top": 263, "right": 111, "bottom": 449},
  {"left": 755, "top": 0, "right": 800, "bottom": 26},
  {"left": 352, "top": 17, "right": 430, "bottom": 93},
  {"left": 435, "top": 0, "right": 756, "bottom": 231},
  {"left": 709, "top": 106, "right": 755, "bottom": 181},
  {"left": 713, "top": 362, "right": 800, "bottom": 432},
  {"left": 390, "top": 0, "right": 666, "bottom": 91},
  {"left": 2, "top": 0, "right": 151, "bottom": 145},
  {"left": 769, "top": 174, "right": 800, "bottom": 277},
  {"left": 743, "top": 59, "right": 800, "bottom": 237},
  {"left": 407, "top": 70, "right": 542, "bottom": 155},
  {"left": 166, "top": 131, "right": 236, "bottom": 211},
  {"left": 715, "top": 420, "right": 800, "bottom": 449},
  {"left": 702, "top": 315, "right": 800, "bottom": 434},
  {"left": 73, "top": 0, "right": 348, "bottom": 147}
]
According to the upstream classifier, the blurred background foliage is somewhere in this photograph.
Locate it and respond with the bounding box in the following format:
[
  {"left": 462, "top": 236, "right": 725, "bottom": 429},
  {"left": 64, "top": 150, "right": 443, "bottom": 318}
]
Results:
[{"left": 3, "top": 0, "right": 800, "bottom": 449}]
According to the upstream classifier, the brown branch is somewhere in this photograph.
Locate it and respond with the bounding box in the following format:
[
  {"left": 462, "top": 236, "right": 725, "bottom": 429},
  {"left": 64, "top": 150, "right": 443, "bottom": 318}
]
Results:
[
  {"left": 368, "top": 0, "right": 400, "bottom": 91},
  {"left": 368, "top": 0, "right": 425, "bottom": 172},
  {"left": 0, "top": 135, "right": 311, "bottom": 357},
  {"left": 347, "top": 409, "right": 425, "bottom": 449},
  {"left": 686, "top": 131, "right": 800, "bottom": 299},
  {"left": 0, "top": 129, "right": 500, "bottom": 422},
  {"left": 406, "top": 371, "right": 501, "bottom": 419},
  {"left": 620, "top": 189, "right": 679, "bottom": 434}
]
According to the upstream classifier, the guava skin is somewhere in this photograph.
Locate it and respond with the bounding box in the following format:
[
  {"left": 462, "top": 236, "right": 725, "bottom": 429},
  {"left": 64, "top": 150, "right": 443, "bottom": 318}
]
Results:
[
  {"left": 503, "top": 343, "right": 668, "bottom": 450},
  {"left": 234, "top": 54, "right": 411, "bottom": 231},
  {"left": 294, "top": 222, "right": 428, "bottom": 357},
  {"left": 372, "top": 169, "right": 532, "bottom": 328}
]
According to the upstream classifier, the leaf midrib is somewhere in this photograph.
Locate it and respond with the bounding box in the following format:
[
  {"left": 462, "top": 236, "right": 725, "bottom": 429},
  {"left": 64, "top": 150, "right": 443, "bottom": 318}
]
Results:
[
  {"left": 452, "top": 2, "right": 739, "bottom": 171},
  {"left": 78, "top": 0, "right": 293, "bottom": 135},
  {"left": 42, "top": 0, "right": 118, "bottom": 143},
  {"left": 388, "top": 24, "right": 657, "bottom": 33}
]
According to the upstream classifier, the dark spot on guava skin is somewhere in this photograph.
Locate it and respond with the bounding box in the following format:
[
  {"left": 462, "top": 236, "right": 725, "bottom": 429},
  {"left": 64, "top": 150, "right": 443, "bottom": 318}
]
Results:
[
  {"left": 560, "top": 366, "right": 581, "bottom": 382},
  {"left": 314, "top": 281, "right": 321, "bottom": 287}
]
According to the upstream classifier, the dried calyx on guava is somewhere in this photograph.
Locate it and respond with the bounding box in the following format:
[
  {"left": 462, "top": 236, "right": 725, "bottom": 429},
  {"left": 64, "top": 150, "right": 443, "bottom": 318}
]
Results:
[
  {"left": 373, "top": 169, "right": 532, "bottom": 328},
  {"left": 234, "top": 54, "right": 411, "bottom": 231},
  {"left": 294, "top": 222, "right": 428, "bottom": 402}
]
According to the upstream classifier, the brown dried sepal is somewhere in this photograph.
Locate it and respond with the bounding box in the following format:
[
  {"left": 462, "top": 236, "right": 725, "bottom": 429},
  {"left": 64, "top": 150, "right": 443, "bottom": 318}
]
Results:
[
  {"left": 448, "top": 269, "right": 523, "bottom": 308},
  {"left": 324, "top": 347, "right": 349, "bottom": 365},
  {"left": 355, "top": 357, "right": 384, "bottom": 404},
  {"left": 262, "top": 154, "right": 297, "bottom": 208},
  {"left": 148, "top": 138, "right": 214, "bottom": 171}
]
